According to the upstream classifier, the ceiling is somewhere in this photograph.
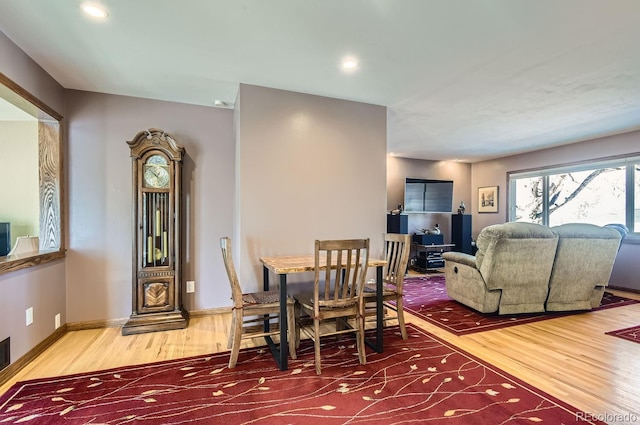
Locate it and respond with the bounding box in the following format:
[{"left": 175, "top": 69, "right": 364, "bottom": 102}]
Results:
[{"left": 1, "top": 0, "right": 640, "bottom": 162}]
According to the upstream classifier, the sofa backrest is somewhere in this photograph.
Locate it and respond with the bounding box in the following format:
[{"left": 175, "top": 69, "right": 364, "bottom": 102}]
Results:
[
  {"left": 604, "top": 223, "right": 629, "bottom": 244},
  {"left": 475, "top": 222, "right": 559, "bottom": 314},
  {"left": 547, "top": 223, "right": 621, "bottom": 311}
]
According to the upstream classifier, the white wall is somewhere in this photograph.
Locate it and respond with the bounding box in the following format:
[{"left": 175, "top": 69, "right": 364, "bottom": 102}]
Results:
[
  {"left": 235, "top": 84, "right": 387, "bottom": 290},
  {"left": 0, "top": 121, "right": 39, "bottom": 247}
]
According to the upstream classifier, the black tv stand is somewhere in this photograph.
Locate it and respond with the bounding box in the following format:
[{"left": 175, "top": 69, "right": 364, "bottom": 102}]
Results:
[{"left": 411, "top": 243, "right": 455, "bottom": 272}]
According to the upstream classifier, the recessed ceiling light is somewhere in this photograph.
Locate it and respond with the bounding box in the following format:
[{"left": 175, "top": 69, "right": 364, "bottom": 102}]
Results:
[
  {"left": 341, "top": 57, "right": 359, "bottom": 72},
  {"left": 81, "top": 3, "right": 109, "bottom": 19}
]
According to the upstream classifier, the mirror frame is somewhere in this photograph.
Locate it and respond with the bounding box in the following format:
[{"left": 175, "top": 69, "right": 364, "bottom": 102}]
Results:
[{"left": 0, "top": 72, "right": 66, "bottom": 275}]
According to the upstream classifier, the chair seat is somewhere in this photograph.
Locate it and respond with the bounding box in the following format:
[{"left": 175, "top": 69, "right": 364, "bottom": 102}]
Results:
[
  {"left": 243, "top": 290, "right": 293, "bottom": 305},
  {"left": 363, "top": 283, "right": 401, "bottom": 297},
  {"left": 294, "top": 292, "right": 359, "bottom": 310}
]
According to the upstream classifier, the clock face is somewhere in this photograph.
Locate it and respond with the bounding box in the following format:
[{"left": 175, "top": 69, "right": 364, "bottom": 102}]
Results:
[{"left": 143, "top": 155, "right": 170, "bottom": 188}]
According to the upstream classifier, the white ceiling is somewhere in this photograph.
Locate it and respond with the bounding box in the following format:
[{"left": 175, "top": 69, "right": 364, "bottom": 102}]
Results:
[{"left": 1, "top": 0, "right": 640, "bottom": 162}]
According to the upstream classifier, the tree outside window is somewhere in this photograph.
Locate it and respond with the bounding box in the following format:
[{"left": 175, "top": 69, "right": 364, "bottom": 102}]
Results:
[{"left": 509, "top": 159, "right": 639, "bottom": 232}]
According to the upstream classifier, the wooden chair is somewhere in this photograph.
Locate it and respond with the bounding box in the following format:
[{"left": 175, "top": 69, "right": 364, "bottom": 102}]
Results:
[
  {"left": 362, "top": 233, "right": 411, "bottom": 340},
  {"left": 220, "top": 237, "right": 297, "bottom": 368},
  {"left": 294, "top": 238, "right": 370, "bottom": 375}
]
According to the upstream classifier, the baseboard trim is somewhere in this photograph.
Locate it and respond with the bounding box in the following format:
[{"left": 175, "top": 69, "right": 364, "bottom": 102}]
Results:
[
  {"left": 188, "top": 306, "right": 231, "bottom": 318},
  {"left": 0, "top": 324, "right": 67, "bottom": 387},
  {"left": 0, "top": 308, "right": 233, "bottom": 388},
  {"left": 609, "top": 285, "right": 640, "bottom": 295},
  {"left": 64, "top": 308, "right": 232, "bottom": 331},
  {"left": 67, "top": 317, "right": 128, "bottom": 331}
]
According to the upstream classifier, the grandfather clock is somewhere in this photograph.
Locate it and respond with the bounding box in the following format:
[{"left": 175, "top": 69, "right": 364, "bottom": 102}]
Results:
[{"left": 122, "top": 128, "right": 189, "bottom": 335}]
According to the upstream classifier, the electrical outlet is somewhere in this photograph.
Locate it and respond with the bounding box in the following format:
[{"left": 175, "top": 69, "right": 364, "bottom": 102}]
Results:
[
  {"left": 26, "top": 307, "right": 33, "bottom": 326},
  {"left": 186, "top": 280, "right": 195, "bottom": 293},
  {"left": 55, "top": 313, "right": 61, "bottom": 329}
]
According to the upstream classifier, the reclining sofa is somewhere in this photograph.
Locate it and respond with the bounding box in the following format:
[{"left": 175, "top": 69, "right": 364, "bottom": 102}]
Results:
[{"left": 442, "top": 222, "right": 622, "bottom": 315}]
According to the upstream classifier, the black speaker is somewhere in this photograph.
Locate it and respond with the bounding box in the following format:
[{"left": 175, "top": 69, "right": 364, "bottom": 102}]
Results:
[
  {"left": 451, "top": 214, "right": 472, "bottom": 254},
  {"left": 0, "top": 223, "right": 9, "bottom": 257},
  {"left": 387, "top": 214, "right": 408, "bottom": 234}
]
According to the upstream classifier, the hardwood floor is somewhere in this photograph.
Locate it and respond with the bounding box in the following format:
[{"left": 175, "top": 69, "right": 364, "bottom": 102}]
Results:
[{"left": 2, "top": 280, "right": 640, "bottom": 421}]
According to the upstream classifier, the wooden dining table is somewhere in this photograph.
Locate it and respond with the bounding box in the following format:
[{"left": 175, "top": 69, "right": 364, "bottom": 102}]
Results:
[{"left": 259, "top": 255, "right": 387, "bottom": 371}]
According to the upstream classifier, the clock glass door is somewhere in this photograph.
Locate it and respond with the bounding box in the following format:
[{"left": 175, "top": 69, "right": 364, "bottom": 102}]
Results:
[{"left": 143, "top": 191, "right": 170, "bottom": 267}]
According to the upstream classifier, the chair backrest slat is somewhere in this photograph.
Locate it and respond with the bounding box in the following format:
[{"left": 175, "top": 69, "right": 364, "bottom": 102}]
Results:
[
  {"left": 314, "top": 238, "right": 370, "bottom": 312},
  {"left": 220, "top": 237, "right": 244, "bottom": 309},
  {"left": 383, "top": 233, "right": 411, "bottom": 289}
]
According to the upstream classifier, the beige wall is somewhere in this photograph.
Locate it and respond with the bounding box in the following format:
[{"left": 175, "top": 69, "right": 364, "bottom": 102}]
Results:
[
  {"left": 387, "top": 156, "right": 471, "bottom": 243},
  {"left": 471, "top": 130, "right": 640, "bottom": 234},
  {"left": 235, "top": 84, "right": 387, "bottom": 289},
  {"left": 0, "top": 33, "right": 65, "bottom": 116},
  {"left": 0, "top": 31, "right": 66, "bottom": 366},
  {"left": 609, "top": 243, "right": 640, "bottom": 292},
  {"left": 0, "top": 261, "right": 66, "bottom": 360},
  {"left": 64, "top": 90, "right": 235, "bottom": 322},
  {"left": 0, "top": 121, "right": 39, "bottom": 247}
]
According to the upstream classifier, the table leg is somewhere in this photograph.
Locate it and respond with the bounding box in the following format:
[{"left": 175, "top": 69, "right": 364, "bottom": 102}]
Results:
[
  {"left": 263, "top": 265, "right": 269, "bottom": 291},
  {"left": 263, "top": 266, "right": 288, "bottom": 371},
  {"left": 364, "top": 265, "right": 384, "bottom": 353},
  {"left": 278, "top": 274, "right": 288, "bottom": 369},
  {"left": 263, "top": 266, "right": 270, "bottom": 334}
]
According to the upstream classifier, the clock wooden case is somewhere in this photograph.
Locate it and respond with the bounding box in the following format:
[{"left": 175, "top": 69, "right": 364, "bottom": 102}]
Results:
[{"left": 122, "top": 128, "right": 189, "bottom": 335}]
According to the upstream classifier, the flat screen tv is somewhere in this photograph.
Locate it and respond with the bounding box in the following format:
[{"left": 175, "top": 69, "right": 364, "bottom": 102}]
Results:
[{"left": 404, "top": 178, "right": 453, "bottom": 213}]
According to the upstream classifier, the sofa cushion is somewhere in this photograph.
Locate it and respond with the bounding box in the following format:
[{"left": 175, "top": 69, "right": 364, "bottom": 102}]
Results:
[
  {"left": 547, "top": 223, "right": 621, "bottom": 311},
  {"left": 475, "top": 222, "right": 557, "bottom": 270}
]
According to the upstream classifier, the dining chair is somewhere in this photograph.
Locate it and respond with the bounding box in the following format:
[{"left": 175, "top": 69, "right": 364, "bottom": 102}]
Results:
[
  {"left": 220, "top": 237, "right": 297, "bottom": 368},
  {"left": 294, "top": 238, "right": 370, "bottom": 375},
  {"left": 362, "top": 233, "right": 411, "bottom": 340}
]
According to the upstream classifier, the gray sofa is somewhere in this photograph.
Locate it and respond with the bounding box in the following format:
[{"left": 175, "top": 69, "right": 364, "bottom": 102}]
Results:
[{"left": 442, "top": 222, "right": 622, "bottom": 315}]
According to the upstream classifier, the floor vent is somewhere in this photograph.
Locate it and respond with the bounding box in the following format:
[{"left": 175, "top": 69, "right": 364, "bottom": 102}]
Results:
[{"left": 0, "top": 337, "right": 9, "bottom": 371}]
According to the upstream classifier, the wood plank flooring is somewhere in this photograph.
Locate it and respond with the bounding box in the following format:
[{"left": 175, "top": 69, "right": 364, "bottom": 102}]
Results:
[{"left": 2, "top": 283, "right": 639, "bottom": 422}]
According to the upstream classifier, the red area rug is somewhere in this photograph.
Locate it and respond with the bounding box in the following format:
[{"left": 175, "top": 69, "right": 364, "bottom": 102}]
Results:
[
  {"left": 403, "top": 275, "right": 639, "bottom": 335},
  {"left": 606, "top": 324, "right": 640, "bottom": 343},
  {"left": 0, "top": 325, "right": 605, "bottom": 424}
]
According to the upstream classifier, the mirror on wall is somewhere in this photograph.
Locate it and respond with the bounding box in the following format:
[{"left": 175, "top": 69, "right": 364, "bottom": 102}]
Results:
[
  {"left": 0, "top": 72, "right": 64, "bottom": 272},
  {"left": 0, "top": 97, "right": 39, "bottom": 254}
]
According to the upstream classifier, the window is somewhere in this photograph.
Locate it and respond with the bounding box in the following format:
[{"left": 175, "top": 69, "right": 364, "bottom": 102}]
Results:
[
  {"left": 0, "top": 72, "right": 65, "bottom": 275},
  {"left": 508, "top": 156, "right": 640, "bottom": 233}
]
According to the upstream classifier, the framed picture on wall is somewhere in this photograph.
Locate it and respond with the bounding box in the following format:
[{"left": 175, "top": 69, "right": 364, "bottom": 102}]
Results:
[{"left": 478, "top": 186, "right": 498, "bottom": 213}]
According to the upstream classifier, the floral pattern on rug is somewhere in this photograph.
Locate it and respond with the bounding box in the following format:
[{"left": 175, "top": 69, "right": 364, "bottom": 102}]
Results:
[
  {"left": 0, "top": 325, "right": 606, "bottom": 425},
  {"left": 401, "top": 275, "right": 640, "bottom": 335},
  {"left": 606, "top": 324, "right": 640, "bottom": 344}
]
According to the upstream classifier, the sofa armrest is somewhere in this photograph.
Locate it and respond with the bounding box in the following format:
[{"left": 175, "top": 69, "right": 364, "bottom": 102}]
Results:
[
  {"left": 443, "top": 251, "right": 501, "bottom": 313},
  {"left": 443, "top": 251, "right": 476, "bottom": 268}
]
